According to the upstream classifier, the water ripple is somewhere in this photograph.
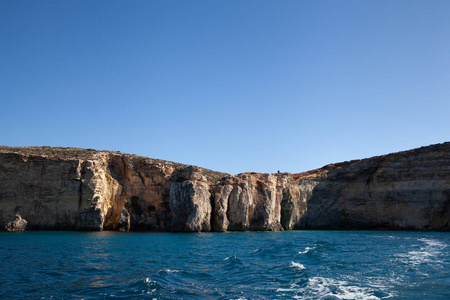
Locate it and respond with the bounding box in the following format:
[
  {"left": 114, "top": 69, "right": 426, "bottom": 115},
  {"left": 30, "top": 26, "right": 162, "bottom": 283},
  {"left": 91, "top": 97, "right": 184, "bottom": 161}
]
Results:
[{"left": 1, "top": 231, "right": 449, "bottom": 299}]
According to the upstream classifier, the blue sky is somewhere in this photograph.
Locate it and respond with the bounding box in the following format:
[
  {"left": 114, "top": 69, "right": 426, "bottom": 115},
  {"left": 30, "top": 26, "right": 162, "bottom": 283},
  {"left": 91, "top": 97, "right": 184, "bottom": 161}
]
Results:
[{"left": 1, "top": 0, "right": 449, "bottom": 174}]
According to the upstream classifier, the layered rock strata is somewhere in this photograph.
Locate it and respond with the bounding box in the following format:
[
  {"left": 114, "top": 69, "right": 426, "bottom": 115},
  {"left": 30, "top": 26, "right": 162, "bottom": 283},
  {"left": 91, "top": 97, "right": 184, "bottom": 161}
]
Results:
[{"left": 0, "top": 143, "right": 449, "bottom": 232}]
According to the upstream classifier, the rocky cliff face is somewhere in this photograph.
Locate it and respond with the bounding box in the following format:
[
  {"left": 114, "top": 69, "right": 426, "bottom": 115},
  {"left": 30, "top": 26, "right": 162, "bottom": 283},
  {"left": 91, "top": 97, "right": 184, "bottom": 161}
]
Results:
[
  {"left": 1, "top": 143, "right": 449, "bottom": 232},
  {"left": 296, "top": 143, "right": 450, "bottom": 231}
]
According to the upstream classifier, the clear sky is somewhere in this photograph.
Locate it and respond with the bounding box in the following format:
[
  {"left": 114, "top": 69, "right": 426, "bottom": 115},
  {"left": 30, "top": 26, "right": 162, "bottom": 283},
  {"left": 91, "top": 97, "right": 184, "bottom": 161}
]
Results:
[{"left": 1, "top": 0, "right": 449, "bottom": 174}]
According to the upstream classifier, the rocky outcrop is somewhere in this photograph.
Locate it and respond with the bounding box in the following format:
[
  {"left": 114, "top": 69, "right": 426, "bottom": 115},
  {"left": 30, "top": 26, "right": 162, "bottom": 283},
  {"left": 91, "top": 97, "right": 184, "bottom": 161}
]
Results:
[
  {"left": 117, "top": 208, "right": 130, "bottom": 232},
  {"left": 5, "top": 214, "right": 27, "bottom": 231},
  {"left": 169, "top": 166, "right": 212, "bottom": 232},
  {"left": 212, "top": 173, "right": 283, "bottom": 231},
  {"left": 0, "top": 143, "right": 449, "bottom": 232}
]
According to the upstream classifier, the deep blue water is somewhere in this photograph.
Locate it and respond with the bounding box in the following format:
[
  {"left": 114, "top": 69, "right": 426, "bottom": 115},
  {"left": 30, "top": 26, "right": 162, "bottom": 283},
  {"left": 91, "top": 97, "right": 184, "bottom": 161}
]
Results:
[{"left": 0, "top": 231, "right": 449, "bottom": 299}]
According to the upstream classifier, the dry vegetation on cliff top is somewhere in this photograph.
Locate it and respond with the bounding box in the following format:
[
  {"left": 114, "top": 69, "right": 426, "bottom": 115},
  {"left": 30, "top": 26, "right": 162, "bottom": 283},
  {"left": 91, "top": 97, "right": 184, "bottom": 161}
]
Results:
[
  {"left": 0, "top": 146, "right": 108, "bottom": 160},
  {"left": 0, "top": 146, "right": 229, "bottom": 181}
]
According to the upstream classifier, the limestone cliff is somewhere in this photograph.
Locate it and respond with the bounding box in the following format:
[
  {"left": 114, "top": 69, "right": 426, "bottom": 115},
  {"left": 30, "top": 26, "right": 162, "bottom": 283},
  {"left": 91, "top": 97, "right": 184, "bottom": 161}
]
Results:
[
  {"left": 295, "top": 143, "right": 450, "bottom": 230},
  {"left": 0, "top": 147, "right": 226, "bottom": 232},
  {"left": 0, "top": 143, "right": 449, "bottom": 232}
]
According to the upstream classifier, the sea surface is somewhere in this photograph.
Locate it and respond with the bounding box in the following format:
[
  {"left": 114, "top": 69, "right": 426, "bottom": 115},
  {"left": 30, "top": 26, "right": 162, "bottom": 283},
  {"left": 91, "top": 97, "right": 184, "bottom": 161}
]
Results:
[{"left": 0, "top": 231, "right": 449, "bottom": 299}]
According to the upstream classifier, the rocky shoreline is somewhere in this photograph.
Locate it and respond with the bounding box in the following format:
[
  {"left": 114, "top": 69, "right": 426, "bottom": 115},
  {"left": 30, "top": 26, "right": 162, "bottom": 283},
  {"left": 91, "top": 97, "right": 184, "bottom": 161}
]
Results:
[{"left": 1, "top": 143, "right": 449, "bottom": 232}]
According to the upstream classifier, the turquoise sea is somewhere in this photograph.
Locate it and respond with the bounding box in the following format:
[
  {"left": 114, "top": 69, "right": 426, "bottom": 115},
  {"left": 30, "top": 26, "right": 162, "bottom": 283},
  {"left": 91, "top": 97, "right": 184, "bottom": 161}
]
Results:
[{"left": 0, "top": 231, "right": 449, "bottom": 299}]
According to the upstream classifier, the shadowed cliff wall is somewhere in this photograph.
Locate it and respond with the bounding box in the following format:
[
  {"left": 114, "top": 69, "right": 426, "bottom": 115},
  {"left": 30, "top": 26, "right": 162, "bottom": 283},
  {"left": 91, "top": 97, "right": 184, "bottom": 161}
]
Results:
[{"left": 296, "top": 143, "right": 450, "bottom": 230}]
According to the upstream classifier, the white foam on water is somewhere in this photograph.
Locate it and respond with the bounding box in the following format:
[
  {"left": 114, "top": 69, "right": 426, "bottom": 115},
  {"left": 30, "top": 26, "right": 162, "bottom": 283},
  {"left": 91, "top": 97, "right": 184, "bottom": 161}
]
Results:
[
  {"left": 399, "top": 238, "right": 447, "bottom": 265},
  {"left": 162, "top": 268, "right": 180, "bottom": 273},
  {"left": 224, "top": 255, "right": 239, "bottom": 261},
  {"left": 418, "top": 238, "right": 447, "bottom": 249},
  {"left": 290, "top": 261, "right": 307, "bottom": 270},
  {"left": 299, "top": 246, "right": 315, "bottom": 254},
  {"left": 342, "top": 274, "right": 395, "bottom": 298},
  {"left": 153, "top": 268, "right": 180, "bottom": 274},
  {"left": 406, "top": 250, "right": 433, "bottom": 264},
  {"left": 279, "top": 277, "right": 381, "bottom": 300}
]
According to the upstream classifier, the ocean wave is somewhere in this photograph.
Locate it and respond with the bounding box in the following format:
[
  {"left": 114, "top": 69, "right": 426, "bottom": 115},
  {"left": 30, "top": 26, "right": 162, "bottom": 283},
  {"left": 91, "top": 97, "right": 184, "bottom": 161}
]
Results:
[
  {"left": 278, "top": 277, "right": 381, "bottom": 300},
  {"left": 299, "top": 246, "right": 315, "bottom": 255},
  {"left": 160, "top": 268, "right": 180, "bottom": 273},
  {"left": 290, "top": 261, "right": 307, "bottom": 270},
  {"left": 144, "top": 277, "right": 154, "bottom": 283},
  {"left": 252, "top": 247, "right": 277, "bottom": 257},
  {"left": 2, "top": 231, "right": 448, "bottom": 299},
  {"left": 222, "top": 255, "right": 244, "bottom": 268}
]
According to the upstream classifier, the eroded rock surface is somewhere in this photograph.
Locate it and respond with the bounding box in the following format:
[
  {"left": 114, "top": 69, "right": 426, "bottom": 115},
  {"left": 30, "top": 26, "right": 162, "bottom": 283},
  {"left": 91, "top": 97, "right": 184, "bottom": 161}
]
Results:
[
  {"left": 5, "top": 214, "right": 27, "bottom": 231},
  {"left": 212, "top": 173, "right": 283, "bottom": 231},
  {"left": 117, "top": 208, "right": 130, "bottom": 232},
  {"left": 0, "top": 147, "right": 227, "bottom": 232},
  {"left": 0, "top": 143, "right": 449, "bottom": 231},
  {"left": 296, "top": 143, "right": 450, "bottom": 230},
  {"left": 169, "top": 165, "right": 212, "bottom": 232}
]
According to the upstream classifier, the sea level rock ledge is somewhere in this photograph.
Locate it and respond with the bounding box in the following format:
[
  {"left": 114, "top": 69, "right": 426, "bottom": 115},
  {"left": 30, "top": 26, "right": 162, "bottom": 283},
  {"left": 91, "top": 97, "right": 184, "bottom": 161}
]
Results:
[{"left": 0, "top": 143, "right": 449, "bottom": 232}]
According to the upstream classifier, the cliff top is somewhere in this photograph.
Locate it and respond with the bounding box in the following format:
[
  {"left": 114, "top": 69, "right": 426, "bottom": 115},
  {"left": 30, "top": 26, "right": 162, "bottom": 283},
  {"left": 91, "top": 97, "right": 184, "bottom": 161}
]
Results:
[
  {"left": 293, "top": 141, "right": 450, "bottom": 180},
  {"left": 0, "top": 146, "right": 111, "bottom": 160},
  {"left": 0, "top": 146, "right": 229, "bottom": 182},
  {"left": 1, "top": 142, "right": 448, "bottom": 181}
]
